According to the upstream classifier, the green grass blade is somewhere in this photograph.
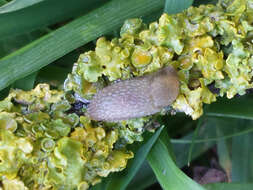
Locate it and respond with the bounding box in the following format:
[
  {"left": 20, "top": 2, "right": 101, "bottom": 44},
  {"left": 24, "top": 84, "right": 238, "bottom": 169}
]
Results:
[
  {"left": 0, "top": 86, "right": 9, "bottom": 100},
  {"left": 0, "top": 0, "right": 8, "bottom": 7},
  {"left": 128, "top": 127, "right": 216, "bottom": 190},
  {"left": 0, "top": 0, "right": 165, "bottom": 91},
  {"left": 126, "top": 161, "right": 157, "bottom": 190},
  {"left": 0, "top": 31, "right": 44, "bottom": 92},
  {"left": 193, "top": 0, "right": 217, "bottom": 6},
  {"left": 0, "top": 0, "right": 106, "bottom": 39},
  {"left": 105, "top": 126, "right": 164, "bottom": 190},
  {"left": 147, "top": 131, "right": 206, "bottom": 190},
  {"left": 12, "top": 72, "right": 38, "bottom": 90},
  {"left": 171, "top": 117, "right": 253, "bottom": 144},
  {"left": 187, "top": 118, "right": 203, "bottom": 166},
  {"left": 173, "top": 120, "right": 216, "bottom": 167},
  {"left": 205, "top": 94, "right": 253, "bottom": 120},
  {"left": 216, "top": 124, "right": 232, "bottom": 181},
  {"left": 205, "top": 183, "right": 253, "bottom": 190},
  {"left": 128, "top": 116, "right": 217, "bottom": 190},
  {"left": 90, "top": 181, "right": 107, "bottom": 190},
  {"left": 0, "top": 30, "right": 46, "bottom": 58},
  {"left": 164, "top": 0, "right": 193, "bottom": 14},
  {"left": 231, "top": 130, "right": 253, "bottom": 182},
  {"left": 36, "top": 65, "right": 71, "bottom": 86},
  {"left": 0, "top": 0, "right": 44, "bottom": 13}
]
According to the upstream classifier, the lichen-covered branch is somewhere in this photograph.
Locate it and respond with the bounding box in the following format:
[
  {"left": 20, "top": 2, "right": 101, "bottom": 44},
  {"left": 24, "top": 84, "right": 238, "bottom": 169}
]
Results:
[
  {"left": 0, "top": 84, "right": 135, "bottom": 189},
  {"left": 0, "top": 0, "right": 252, "bottom": 189},
  {"left": 65, "top": 0, "right": 253, "bottom": 119}
]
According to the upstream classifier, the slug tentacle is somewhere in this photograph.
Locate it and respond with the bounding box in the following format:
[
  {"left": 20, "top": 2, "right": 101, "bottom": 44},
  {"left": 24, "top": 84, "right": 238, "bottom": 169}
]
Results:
[{"left": 87, "top": 66, "right": 179, "bottom": 121}]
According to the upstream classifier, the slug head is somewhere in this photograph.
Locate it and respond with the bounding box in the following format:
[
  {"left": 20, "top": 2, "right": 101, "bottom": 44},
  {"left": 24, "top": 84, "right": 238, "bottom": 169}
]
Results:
[{"left": 150, "top": 66, "right": 179, "bottom": 108}]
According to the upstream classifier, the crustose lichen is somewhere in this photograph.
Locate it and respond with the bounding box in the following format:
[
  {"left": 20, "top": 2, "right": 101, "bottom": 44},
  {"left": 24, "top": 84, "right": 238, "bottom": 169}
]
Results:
[{"left": 0, "top": 0, "right": 252, "bottom": 189}]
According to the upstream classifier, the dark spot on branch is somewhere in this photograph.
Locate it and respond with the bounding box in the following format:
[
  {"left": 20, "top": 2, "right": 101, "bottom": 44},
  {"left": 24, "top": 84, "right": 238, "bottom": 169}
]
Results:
[
  {"left": 207, "top": 82, "right": 220, "bottom": 95},
  {"left": 67, "top": 101, "right": 89, "bottom": 116}
]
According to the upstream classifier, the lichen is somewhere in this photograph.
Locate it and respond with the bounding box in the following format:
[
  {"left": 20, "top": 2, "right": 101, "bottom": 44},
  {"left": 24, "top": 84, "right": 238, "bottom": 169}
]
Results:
[
  {"left": 66, "top": 0, "right": 253, "bottom": 120},
  {"left": 0, "top": 0, "right": 253, "bottom": 189},
  {"left": 0, "top": 85, "right": 133, "bottom": 190}
]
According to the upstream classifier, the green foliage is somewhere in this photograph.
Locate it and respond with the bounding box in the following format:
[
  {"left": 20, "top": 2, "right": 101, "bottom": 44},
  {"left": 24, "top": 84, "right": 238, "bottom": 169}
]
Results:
[
  {"left": 105, "top": 127, "right": 164, "bottom": 190},
  {"left": 0, "top": 0, "right": 253, "bottom": 190},
  {"left": 0, "top": 0, "right": 107, "bottom": 39},
  {"left": 0, "top": 0, "right": 165, "bottom": 91},
  {"left": 164, "top": 0, "right": 194, "bottom": 14},
  {"left": 147, "top": 130, "right": 205, "bottom": 190},
  {"left": 205, "top": 183, "right": 253, "bottom": 190},
  {"left": 0, "top": 0, "right": 44, "bottom": 13}
]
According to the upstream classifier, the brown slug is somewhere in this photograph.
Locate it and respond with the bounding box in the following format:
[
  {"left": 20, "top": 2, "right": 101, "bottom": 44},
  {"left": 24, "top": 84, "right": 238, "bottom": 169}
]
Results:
[{"left": 87, "top": 66, "right": 179, "bottom": 122}]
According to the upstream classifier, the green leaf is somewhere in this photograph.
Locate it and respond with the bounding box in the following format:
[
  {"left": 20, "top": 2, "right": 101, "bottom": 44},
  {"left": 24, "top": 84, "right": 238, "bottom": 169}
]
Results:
[
  {"left": 12, "top": 72, "right": 38, "bottom": 90},
  {"left": 0, "top": 31, "right": 46, "bottom": 58},
  {"left": 231, "top": 128, "right": 253, "bottom": 182},
  {"left": 0, "top": 31, "right": 43, "bottom": 92},
  {"left": 147, "top": 131, "right": 206, "bottom": 190},
  {"left": 0, "top": 0, "right": 44, "bottom": 13},
  {"left": 193, "top": 0, "right": 218, "bottom": 6},
  {"left": 126, "top": 161, "right": 157, "bottom": 190},
  {"left": 164, "top": 0, "right": 193, "bottom": 14},
  {"left": 216, "top": 122, "right": 232, "bottom": 181},
  {"left": 0, "top": 0, "right": 8, "bottom": 7},
  {"left": 205, "top": 183, "right": 253, "bottom": 190},
  {"left": 171, "top": 117, "right": 253, "bottom": 144},
  {"left": 105, "top": 126, "right": 164, "bottom": 190},
  {"left": 205, "top": 94, "right": 253, "bottom": 120},
  {"left": 0, "top": 0, "right": 107, "bottom": 39},
  {"left": 187, "top": 118, "right": 203, "bottom": 166},
  {"left": 128, "top": 116, "right": 216, "bottom": 190},
  {"left": 142, "top": 9, "right": 163, "bottom": 24},
  {"left": 173, "top": 127, "right": 216, "bottom": 168},
  {"left": 0, "top": 0, "right": 165, "bottom": 91},
  {"left": 0, "top": 86, "right": 10, "bottom": 100},
  {"left": 198, "top": 117, "right": 253, "bottom": 183},
  {"left": 36, "top": 65, "right": 70, "bottom": 87}
]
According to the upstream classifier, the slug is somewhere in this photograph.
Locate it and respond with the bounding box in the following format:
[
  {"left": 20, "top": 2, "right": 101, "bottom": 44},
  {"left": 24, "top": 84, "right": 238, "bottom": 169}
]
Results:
[{"left": 87, "top": 66, "right": 179, "bottom": 122}]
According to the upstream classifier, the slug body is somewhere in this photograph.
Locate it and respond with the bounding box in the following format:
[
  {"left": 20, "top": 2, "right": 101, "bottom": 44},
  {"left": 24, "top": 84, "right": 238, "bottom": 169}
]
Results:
[{"left": 87, "top": 66, "right": 179, "bottom": 121}]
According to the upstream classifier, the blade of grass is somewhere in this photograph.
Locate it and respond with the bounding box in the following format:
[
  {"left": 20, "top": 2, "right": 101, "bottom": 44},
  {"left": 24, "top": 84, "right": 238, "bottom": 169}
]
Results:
[
  {"left": 0, "top": 0, "right": 44, "bottom": 13},
  {"left": 193, "top": 0, "right": 218, "bottom": 6},
  {"left": 127, "top": 117, "right": 253, "bottom": 190},
  {"left": 164, "top": 0, "right": 193, "bottom": 14},
  {"left": 36, "top": 65, "right": 71, "bottom": 86},
  {"left": 205, "top": 94, "right": 253, "bottom": 120},
  {"left": 231, "top": 127, "right": 253, "bottom": 182},
  {"left": 173, "top": 118, "right": 216, "bottom": 168},
  {"left": 12, "top": 72, "right": 38, "bottom": 90},
  {"left": 0, "top": 31, "right": 44, "bottom": 93},
  {"left": 0, "top": 0, "right": 8, "bottom": 7},
  {"left": 171, "top": 121, "right": 253, "bottom": 143},
  {"left": 216, "top": 124, "right": 232, "bottom": 181},
  {"left": 0, "top": 0, "right": 106, "bottom": 39},
  {"left": 90, "top": 181, "right": 107, "bottom": 190},
  {"left": 126, "top": 160, "right": 157, "bottom": 190},
  {"left": 0, "top": 86, "right": 9, "bottom": 100},
  {"left": 0, "top": 30, "right": 46, "bottom": 58},
  {"left": 187, "top": 118, "right": 203, "bottom": 166},
  {"left": 0, "top": 0, "right": 165, "bottom": 91},
  {"left": 128, "top": 121, "right": 216, "bottom": 190},
  {"left": 105, "top": 126, "right": 164, "bottom": 190},
  {"left": 205, "top": 183, "right": 253, "bottom": 190},
  {"left": 147, "top": 130, "right": 206, "bottom": 190}
]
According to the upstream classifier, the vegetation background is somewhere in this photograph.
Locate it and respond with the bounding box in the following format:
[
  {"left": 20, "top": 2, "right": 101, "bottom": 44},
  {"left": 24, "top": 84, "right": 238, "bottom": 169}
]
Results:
[{"left": 0, "top": 0, "right": 253, "bottom": 189}]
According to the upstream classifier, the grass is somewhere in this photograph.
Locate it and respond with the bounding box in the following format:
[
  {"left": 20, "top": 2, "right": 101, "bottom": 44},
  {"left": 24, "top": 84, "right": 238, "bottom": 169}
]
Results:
[{"left": 0, "top": 0, "right": 253, "bottom": 189}]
